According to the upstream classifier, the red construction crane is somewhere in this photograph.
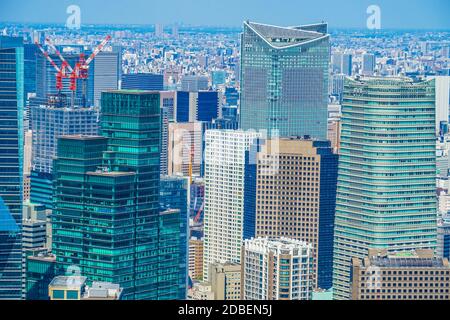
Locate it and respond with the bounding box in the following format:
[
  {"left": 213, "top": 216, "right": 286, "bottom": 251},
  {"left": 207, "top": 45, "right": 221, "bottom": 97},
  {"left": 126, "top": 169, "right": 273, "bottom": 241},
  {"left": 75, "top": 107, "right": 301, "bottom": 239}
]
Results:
[
  {"left": 37, "top": 35, "right": 112, "bottom": 107},
  {"left": 34, "top": 41, "right": 67, "bottom": 93},
  {"left": 193, "top": 201, "right": 204, "bottom": 223}
]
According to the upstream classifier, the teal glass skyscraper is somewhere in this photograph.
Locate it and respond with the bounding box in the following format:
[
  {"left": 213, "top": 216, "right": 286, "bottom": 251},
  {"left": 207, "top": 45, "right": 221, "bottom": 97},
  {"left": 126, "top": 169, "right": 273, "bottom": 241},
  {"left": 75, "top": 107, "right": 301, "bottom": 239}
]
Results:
[
  {"left": 53, "top": 91, "right": 185, "bottom": 300},
  {"left": 100, "top": 91, "right": 161, "bottom": 299},
  {"left": 240, "top": 22, "right": 329, "bottom": 139},
  {"left": 332, "top": 77, "right": 437, "bottom": 300},
  {"left": 0, "top": 38, "right": 24, "bottom": 299}
]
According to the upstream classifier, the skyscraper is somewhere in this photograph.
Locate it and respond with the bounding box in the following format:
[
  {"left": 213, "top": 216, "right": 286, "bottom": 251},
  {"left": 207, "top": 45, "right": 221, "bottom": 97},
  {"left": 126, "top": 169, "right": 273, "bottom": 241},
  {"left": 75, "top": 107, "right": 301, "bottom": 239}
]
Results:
[
  {"left": 241, "top": 238, "right": 313, "bottom": 300},
  {"left": 333, "top": 77, "right": 437, "bottom": 300},
  {"left": 0, "top": 38, "right": 24, "bottom": 299},
  {"left": 52, "top": 90, "right": 181, "bottom": 300},
  {"left": 175, "top": 91, "right": 220, "bottom": 123},
  {"left": 362, "top": 53, "right": 376, "bottom": 76},
  {"left": 100, "top": 91, "right": 165, "bottom": 299},
  {"left": 30, "top": 103, "right": 99, "bottom": 208},
  {"left": 240, "top": 22, "right": 329, "bottom": 138},
  {"left": 160, "top": 175, "right": 189, "bottom": 298},
  {"left": 203, "top": 130, "right": 260, "bottom": 281},
  {"left": 181, "top": 75, "right": 209, "bottom": 92},
  {"left": 88, "top": 51, "right": 120, "bottom": 107},
  {"left": 250, "top": 138, "right": 338, "bottom": 290}
]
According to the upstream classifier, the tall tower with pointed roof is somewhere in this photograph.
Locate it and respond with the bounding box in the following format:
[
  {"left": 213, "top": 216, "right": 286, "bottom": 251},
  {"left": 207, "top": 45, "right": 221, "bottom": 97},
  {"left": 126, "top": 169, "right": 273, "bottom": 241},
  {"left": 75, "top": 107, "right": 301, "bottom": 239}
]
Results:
[{"left": 240, "top": 21, "right": 330, "bottom": 139}]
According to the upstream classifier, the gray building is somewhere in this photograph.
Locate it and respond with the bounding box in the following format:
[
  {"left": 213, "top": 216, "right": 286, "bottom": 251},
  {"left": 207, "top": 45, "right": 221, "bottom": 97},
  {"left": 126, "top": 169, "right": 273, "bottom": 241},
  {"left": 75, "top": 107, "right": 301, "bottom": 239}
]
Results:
[
  {"left": 240, "top": 22, "right": 330, "bottom": 139},
  {"left": 30, "top": 102, "right": 99, "bottom": 208},
  {"left": 181, "top": 75, "right": 209, "bottom": 92}
]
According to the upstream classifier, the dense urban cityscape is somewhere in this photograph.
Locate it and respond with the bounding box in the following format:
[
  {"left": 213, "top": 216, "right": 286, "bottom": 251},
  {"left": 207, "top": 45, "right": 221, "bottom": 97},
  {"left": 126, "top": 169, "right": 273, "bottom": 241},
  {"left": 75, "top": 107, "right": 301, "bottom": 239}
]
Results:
[{"left": 0, "top": 0, "right": 449, "bottom": 305}]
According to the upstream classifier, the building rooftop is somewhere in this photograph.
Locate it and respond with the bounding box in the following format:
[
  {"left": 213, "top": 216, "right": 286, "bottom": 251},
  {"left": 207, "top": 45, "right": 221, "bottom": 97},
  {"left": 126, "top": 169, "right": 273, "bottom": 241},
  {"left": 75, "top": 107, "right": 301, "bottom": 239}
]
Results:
[
  {"left": 87, "top": 170, "right": 136, "bottom": 177},
  {"left": 364, "top": 249, "right": 450, "bottom": 269},
  {"left": 49, "top": 276, "right": 87, "bottom": 289},
  {"left": 105, "top": 89, "right": 161, "bottom": 95},
  {"left": 59, "top": 135, "right": 106, "bottom": 141},
  {"left": 82, "top": 282, "right": 123, "bottom": 300},
  {"left": 245, "top": 21, "right": 328, "bottom": 49}
]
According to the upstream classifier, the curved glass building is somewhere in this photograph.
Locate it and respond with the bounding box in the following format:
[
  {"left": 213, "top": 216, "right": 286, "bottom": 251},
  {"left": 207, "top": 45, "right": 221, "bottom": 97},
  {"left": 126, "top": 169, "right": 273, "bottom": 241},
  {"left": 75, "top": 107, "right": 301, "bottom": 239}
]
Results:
[
  {"left": 332, "top": 77, "right": 437, "bottom": 300},
  {"left": 240, "top": 22, "right": 329, "bottom": 139}
]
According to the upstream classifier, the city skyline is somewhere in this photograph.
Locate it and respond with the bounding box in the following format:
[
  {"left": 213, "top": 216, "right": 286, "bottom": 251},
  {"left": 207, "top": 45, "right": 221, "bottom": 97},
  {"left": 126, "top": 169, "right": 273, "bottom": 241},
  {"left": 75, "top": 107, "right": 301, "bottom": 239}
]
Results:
[
  {"left": 0, "top": 0, "right": 449, "bottom": 305},
  {"left": 0, "top": 0, "right": 449, "bottom": 30}
]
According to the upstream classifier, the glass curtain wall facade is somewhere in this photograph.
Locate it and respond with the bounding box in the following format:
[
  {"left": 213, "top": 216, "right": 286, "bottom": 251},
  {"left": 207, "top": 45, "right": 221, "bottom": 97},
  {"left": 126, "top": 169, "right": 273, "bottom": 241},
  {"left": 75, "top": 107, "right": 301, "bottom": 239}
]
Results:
[
  {"left": 332, "top": 77, "right": 437, "bottom": 300},
  {"left": 240, "top": 22, "right": 329, "bottom": 139},
  {"left": 0, "top": 44, "right": 24, "bottom": 299},
  {"left": 101, "top": 91, "right": 182, "bottom": 300}
]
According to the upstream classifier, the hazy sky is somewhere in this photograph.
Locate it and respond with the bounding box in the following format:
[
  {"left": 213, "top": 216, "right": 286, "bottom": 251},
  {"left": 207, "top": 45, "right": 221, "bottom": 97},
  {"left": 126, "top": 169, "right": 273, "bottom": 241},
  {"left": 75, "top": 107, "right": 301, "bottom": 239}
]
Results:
[{"left": 1, "top": 0, "right": 449, "bottom": 29}]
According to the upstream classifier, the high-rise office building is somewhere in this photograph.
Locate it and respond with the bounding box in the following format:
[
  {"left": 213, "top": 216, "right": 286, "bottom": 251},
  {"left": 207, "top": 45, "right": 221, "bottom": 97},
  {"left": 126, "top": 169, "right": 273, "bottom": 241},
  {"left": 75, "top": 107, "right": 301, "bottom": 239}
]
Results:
[
  {"left": 250, "top": 138, "right": 338, "bottom": 290},
  {"left": 23, "top": 130, "right": 32, "bottom": 201},
  {"left": 160, "top": 106, "right": 170, "bottom": 175},
  {"left": 88, "top": 51, "right": 119, "bottom": 107},
  {"left": 160, "top": 91, "right": 176, "bottom": 121},
  {"left": 203, "top": 130, "right": 260, "bottom": 281},
  {"left": 362, "top": 53, "right": 376, "bottom": 76},
  {"left": 189, "top": 237, "right": 204, "bottom": 280},
  {"left": 351, "top": 249, "right": 450, "bottom": 300},
  {"left": 181, "top": 75, "right": 209, "bottom": 92},
  {"left": 240, "top": 22, "right": 329, "bottom": 139},
  {"left": 53, "top": 90, "right": 180, "bottom": 300},
  {"left": 22, "top": 201, "right": 48, "bottom": 251},
  {"left": 160, "top": 175, "right": 189, "bottom": 298},
  {"left": 332, "top": 53, "right": 352, "bottom": 76},
  {"left": 241, "top": 237, "right": 313, "bottom": 300},
  {"left": 434, "top": 76, "right": 450, "bottom": 135},
  {"left": 100, "top": 90, "right": 169, "bottom": 299},
  {"left": 175, "top": 91, "right": 220, "bottom": 123},
  {"left": 30, "top": 103, "right": 99, "bottom": 208},
  {"left": 438, "top": 214, "right": 450, "bottom": 260},
  {"left": 121, "top": 73, "right": 164, "bottom": 91},
  {"left": 209, "top": 263, "right": 241, "bottom": 300},
  {"left": 0, "top": 38, "right": 24, "bottom": 299},
  {"left": 168, "top": 122, "right": 203, "bottom": 177},
  {"left": 329, "top": 74, "right": 345, "bottom": 103},
  {"left": 333, "top": 77, "right": 437, "bottom": 300},
  {"left": 25, "top": 248, "right": 56, "bottom": 300}
]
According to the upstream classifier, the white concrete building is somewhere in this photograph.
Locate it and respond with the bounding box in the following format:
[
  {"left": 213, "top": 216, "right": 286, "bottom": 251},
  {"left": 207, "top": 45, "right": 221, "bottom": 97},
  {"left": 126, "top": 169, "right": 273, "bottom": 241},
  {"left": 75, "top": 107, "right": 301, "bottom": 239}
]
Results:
[
  {"left": 203, "top": 130, "right": 260, "bottom": 281},
  {"left": 241, "top": 237, "right": 313, "bottom": 300}
]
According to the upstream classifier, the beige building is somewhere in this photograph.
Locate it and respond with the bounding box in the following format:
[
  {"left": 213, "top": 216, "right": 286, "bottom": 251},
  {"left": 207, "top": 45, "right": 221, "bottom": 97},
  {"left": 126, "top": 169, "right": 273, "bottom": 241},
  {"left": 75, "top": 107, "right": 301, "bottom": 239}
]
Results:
[
  {"left": 23, "top": 130, "right": 33, "bottom": 201},
  {"left": 168, "top": 122, "right": 202, "bottom": 177},
  {"left": 351, "top": 249, "right": 450, "bottom": 300},
  {"left": 187, "top": 282, "right": 214, "bottom": 300},
  {"left": 210, "top": 263, "right": 241, "bottom": 300},
  {"left": 327, "top": 119, "right": 341, "bottom": 154},
  {"left": 254, "top": 138, "right": 337, "bottom": 289},
  {"left": 189, "top": 237, "right": 204, "bottom": 280}
]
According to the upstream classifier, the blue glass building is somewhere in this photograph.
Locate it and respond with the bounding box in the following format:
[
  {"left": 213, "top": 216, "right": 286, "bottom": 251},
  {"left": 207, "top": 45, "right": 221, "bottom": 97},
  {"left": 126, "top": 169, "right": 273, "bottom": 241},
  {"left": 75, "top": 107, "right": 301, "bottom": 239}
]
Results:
[
  {"left": 160, "top": 175, "right": 189, "bottom": 299},
  {"left": 240, "top": 22, "right": 329, "bottom": 139},
  {"left": 122, "top": 73, "right": 164, "bottom": 91},
  {"left": 0, "top": 37, "right": 24, "bottom": 299}
]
